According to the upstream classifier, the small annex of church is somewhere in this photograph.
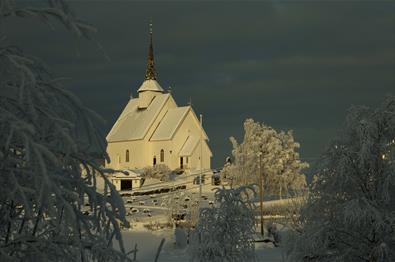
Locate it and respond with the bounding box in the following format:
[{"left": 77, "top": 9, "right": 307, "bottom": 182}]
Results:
[{"left": 105, "top": 26, "right": 212, "bottom": 188}]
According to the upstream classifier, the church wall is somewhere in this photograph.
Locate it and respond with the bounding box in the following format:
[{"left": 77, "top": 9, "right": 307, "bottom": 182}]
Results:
[
  {"left": 171, "top": 111, "right": 212, "bottom": 171},
  {"left": 106, "top": 137, "right": 212, "bottom": 171},
  {"left": 150, "top": 140, "right": 175, "bottom": 169},
  {"left": 188, "top": 140, "right": 211, "bottom": 172},
  {"left": 106, "top": 140, "right": 148, "bottom": 169},
  {"left": 143, "top": 96, "right": 177, "bottom": 169}
]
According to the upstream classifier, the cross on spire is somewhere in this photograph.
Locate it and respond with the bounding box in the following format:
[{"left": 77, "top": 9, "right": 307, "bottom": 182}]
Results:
[{"left": 144, "top": 20, "right": 157, "bottom": 80}]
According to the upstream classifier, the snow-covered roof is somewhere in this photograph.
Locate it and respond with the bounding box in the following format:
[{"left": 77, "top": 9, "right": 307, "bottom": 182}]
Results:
[
  {"left": 150, "top": 107, "right": 190, "bottom": 141},
  {"left": 179, "top": 136, "right": 200, "bottom": 156},
  {"left": 112, "top": 169, "right": 142, "bottom": 179},
  {"left": 106, "top": 94, "right": 170, "bottom": 142},
  {"left": 137, "top": 79, "right": 164, "bottom": 93}
]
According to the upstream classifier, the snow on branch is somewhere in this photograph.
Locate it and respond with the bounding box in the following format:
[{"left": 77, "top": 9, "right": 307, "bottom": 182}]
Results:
[
  {"left": 0, "top": 1, "right": 131, "bottom": 260},
  {"left": 286, "top": 96, "right": 395, "bottom": 262},
  {"left": 190, "top": 185, "right": 257, "bottom": 262},
  {"left": 225, "top": 119, "right": 309, "bottom": 198}
]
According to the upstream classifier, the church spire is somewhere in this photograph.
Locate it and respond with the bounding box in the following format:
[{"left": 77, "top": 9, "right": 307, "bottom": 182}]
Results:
[
  {"left": 144, "top": 21, "right": 157, "bottom": 80},
  {"left": 137, "top": 21, "right": 164, "bottom": 95}
]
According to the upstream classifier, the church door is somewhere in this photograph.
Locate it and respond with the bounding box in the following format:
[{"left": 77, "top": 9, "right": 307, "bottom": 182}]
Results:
[{"left": 180, "top": 157, "right": 183, "bottom": 169}]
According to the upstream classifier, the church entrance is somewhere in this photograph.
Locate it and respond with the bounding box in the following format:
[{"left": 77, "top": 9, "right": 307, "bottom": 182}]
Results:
[
  {"left": 120, "top": 180, "right": 132, "bottom": 191},
  {"left": 180, "top": 157, "right": 183, "bottom": 169}
]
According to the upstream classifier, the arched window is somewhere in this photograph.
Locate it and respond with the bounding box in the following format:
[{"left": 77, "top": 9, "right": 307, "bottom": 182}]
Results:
[
  {"left": 160, "top": 149, "right": 164, "bottom": 162},
  {"left": 126, "top": 150, "right": 129, "bottom": 162},
  {"left": 153, "top": 156, "right": 157, "bottom": 166}
]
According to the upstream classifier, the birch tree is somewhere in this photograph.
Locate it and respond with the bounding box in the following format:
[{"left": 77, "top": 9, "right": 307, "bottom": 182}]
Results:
[
  {"left": 228, "top": 119, "right": 308, "bottom": 198},
  {"left": 0, "top": 1, "right": 131, "bottom": 260}
]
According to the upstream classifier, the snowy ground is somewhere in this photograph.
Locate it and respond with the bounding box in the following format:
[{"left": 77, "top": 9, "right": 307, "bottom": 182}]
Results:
[
  {"left": 116, "top": 172, "right": 285, "bottom": 261},
  {"left": 121, "top": 171, "right": 222, "bottom": 227},
  {"left": 120, "top": 229, "right": 285, "bottom": 262}
]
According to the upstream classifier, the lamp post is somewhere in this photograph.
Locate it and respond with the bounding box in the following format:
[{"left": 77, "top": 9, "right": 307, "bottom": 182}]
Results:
[
  {"left": 257, "top": 151, "right": 264, "bottom": 237},
  {"left": 199, "top": 114, "right": 203, "bottom": 202}
]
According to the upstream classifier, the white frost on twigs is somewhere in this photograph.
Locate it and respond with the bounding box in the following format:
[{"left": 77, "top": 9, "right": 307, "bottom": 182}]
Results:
[{"left": 0, "top": 1, "right": 131, "bottom": 261}]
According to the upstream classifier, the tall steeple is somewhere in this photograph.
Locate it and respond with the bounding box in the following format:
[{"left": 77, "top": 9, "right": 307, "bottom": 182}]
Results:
[
  {"left": 144, "top": 21, "right": 156, "bottom": 80},
  {"left": 137, "top": 21, "right": 163, "bottom": 108}
]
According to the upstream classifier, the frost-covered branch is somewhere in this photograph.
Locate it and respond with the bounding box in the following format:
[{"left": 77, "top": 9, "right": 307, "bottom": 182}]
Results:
[
  {"left": 225, "top": 119, "right": 308, "bottom": 198},
  {"left": 0, "top": 1, "right": 131, "bottom": 260},
  {"left": 286, "top": 96, "right": 395, "bottom": 262},
  {"left": 190, "top": 185, "right": 257, "bottom": 262}
]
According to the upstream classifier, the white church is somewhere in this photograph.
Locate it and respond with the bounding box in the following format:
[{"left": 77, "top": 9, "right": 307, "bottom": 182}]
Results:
[{"left": 105, "top": 28, "right": 212, "bottom": 190}]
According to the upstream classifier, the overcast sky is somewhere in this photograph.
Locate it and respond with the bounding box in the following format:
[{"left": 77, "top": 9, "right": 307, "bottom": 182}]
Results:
[{"left": 4, "top": 1, "right": 395, "bottom": 168}]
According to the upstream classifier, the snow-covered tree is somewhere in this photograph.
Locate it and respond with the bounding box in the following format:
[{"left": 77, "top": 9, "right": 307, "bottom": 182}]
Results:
[
  {"left": 190, "top": 185, "right": 256, "bottom": 262},
  {"left": 0, "top": 1, "right": 131, "bottom": 260},
  {"left": 228, "top": 119, "right": 308, "bottom": 198},
  {"left": 286, "top": 96, "right": 395, "bottom": 262},
  {"left": 142, "top": 164, "right": 173, "bottom": 181}
]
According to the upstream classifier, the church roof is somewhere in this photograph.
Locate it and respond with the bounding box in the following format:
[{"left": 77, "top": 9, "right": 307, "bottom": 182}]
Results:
[
  {"left": 179, "top": 136, "right": 199, "bottom": 157},
  {"left": 106, "top": 93, "right": 170, "bottom": 142},
  {"left": 150, "top": 106, "right": 190, "bottom": 141},
  {"left": 137, "top": 79, "right": 164, "bottom": 93},
  {"left": 112, "top": 169, "right": 142, "bottom": 179}
]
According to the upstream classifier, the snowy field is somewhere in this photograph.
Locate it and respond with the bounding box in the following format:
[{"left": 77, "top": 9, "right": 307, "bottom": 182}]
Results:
[{"left": 121, "top": 229, "right": 284, "bottom": 262}]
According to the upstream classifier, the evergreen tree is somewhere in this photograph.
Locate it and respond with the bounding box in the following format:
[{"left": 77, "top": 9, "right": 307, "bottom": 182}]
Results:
[{"left": 287, "top": 96, "right": 395, "bottom": 262}]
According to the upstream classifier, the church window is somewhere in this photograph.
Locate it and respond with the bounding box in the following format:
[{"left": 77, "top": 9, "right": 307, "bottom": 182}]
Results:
[
  {"left": 160, "top": 149, "right": 164, "bottom": 162},
  {"left": 153, "top": 156, "right": 157, "bottom": 166},
  {"left": 126, "top": 150, "right": 130, "bottom": 162}
]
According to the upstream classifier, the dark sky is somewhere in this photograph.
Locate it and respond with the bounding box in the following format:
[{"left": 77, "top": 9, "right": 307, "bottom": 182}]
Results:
[{"left": 4, "top": 1, "right": 395, "bottom": 168}]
